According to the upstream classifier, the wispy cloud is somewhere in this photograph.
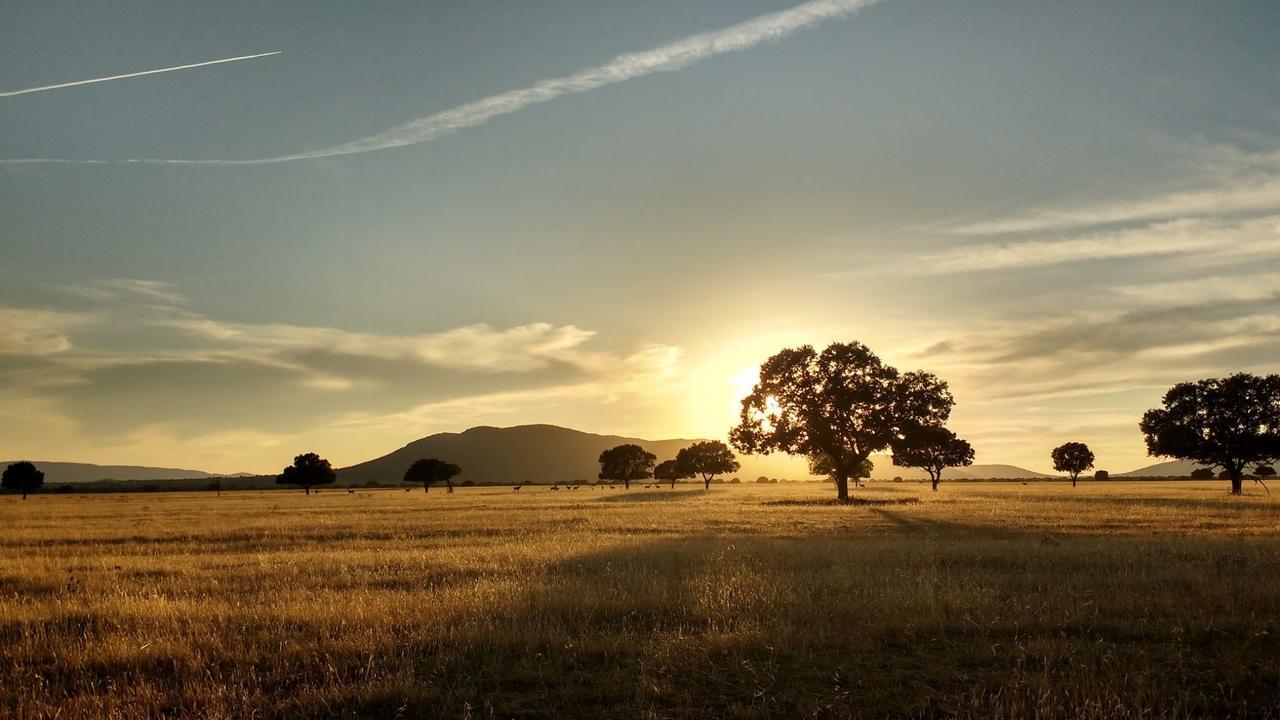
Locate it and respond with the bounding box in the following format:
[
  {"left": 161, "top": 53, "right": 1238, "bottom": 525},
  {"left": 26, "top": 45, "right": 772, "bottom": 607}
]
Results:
[
  {"left": 0, "top": 306, "right": 91, "bottom": 356},
  {"left": 946, "top": 147, "right": 1280, "bottom": 235},
  {"left": 2, "top": 0, "right": 880, "bottom": 166},
  {"left": 911, "top": 216, "right": 1280, "bottom": 273},
  {"left": 0, "top": 51, "right": 281, "bottom": 98}
]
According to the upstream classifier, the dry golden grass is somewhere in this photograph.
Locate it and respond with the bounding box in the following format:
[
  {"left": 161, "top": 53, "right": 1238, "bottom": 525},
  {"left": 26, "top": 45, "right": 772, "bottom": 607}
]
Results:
[{"left": 2, "top": 481, "right": 1279, "bottom": 719}]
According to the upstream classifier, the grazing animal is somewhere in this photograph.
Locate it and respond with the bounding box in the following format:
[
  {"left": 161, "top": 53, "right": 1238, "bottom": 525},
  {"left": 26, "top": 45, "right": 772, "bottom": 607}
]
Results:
[
  {"left": 550, "top": 485, "right": 560, "bottom": 491},
  {"left": 513, "top": 485, "right": 522, "bottom": 492},
  {"left": 347, "top": 489, "right": 355, "bottom": 495},
  {"left": 405, "top": 488, "right": 411, "bottom": 493}
]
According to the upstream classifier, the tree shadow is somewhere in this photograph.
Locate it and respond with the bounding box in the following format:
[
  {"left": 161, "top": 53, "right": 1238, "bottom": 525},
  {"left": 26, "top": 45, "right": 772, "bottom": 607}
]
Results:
[{"left": 594, "top": 489, "right": 708, "bottom": 503}]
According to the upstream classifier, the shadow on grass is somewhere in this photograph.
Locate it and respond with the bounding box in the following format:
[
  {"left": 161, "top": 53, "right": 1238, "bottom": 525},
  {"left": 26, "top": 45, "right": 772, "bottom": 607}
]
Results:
[
  {"left": 763, "top": 497, "right": 920, "bottom": 507},
  {"left": 595, "top": 489, "right": 708, "bottom": 503}
]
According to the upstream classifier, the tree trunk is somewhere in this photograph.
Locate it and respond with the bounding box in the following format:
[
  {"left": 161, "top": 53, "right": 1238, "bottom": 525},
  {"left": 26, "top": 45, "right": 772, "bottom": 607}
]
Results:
[
  {"left": 624, "top": 478, "right": 630, "bottom": 490},
  {"left": 1229, "top": 468, "right": 1244, "bottom": 495},
  {"left": 1071, "top": 475, "right": 1077, "bottom": 488},
  {"left": 931, "top": 476, "right": 939, "bottom": 492},
  {"left": 305, "top": 486, "right": 310, "bottom": 495},
  {"left": 704, "top": 475, "right": 711, "bottom": 490},
  {"left": 447, "top": 481, "right": 454, "bottom": 494},
  {"left": 670, "top": 478, "right": 675, "bottom": 489},
  {"left": 21, "top": 490, "right": 27, "bottom": 500},
  {"left": 424, "top": 483, "right": 429, "bottom": 493},
  {"left": 835, "top": 475, "right": 850, "bottom": 502}
]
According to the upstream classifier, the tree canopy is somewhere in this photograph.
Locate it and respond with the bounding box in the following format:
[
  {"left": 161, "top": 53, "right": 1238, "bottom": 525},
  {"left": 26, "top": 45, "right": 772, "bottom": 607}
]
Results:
[
  {"left": 1051, "top": 442, "right": 1094, "bottom": 487},
  {"left": 403, "top": 458, "right": 462, "bottom": 493},
  {"left": 1140, "top": 373, "right": 1280, "bottom": 495},
  {"left": 276, "top": 453, "right": 337, "bottom": 495},
  {"left": 729, "top": 342, "right": 953, "bottom": 501},
  {"left": 892, "top": 426, "right": 974, "bottom": 491},
  {"left": 653, "top": 459, "right": 693, "bottom": 488},
  {"left": 2, "top": 461, "right": 44, "bottom": 500},
  {"left": 598, "top": 444, "right": 656, "bottom": 489},
  {"left": 675, "top": 441, "right": 741, "bottom": 490}
]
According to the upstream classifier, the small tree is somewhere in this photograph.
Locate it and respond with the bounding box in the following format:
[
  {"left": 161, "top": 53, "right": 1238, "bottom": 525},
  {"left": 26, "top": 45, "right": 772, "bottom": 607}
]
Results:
[
  {"left": 675, "top": 440, "right": 741, "bottom": 490},
  {"left": 276, "top": 453, "right": 337, "bottom": 495},
  {"left": 1140, "top": 373, "right": 1280, "bottom": 495},
  {"left": 730, "top": 342, "right": 953, "bottom": 502},
  {"left": 598, "top": 444, "right": 655, "bottom": 490},
  {"left": 2, "top": 461, "right": 44, "bottom": 500},
  {"left": 1094, "top": 470, "right": 1110, "bottom": 481},
  {"left": 1051, "top": 442, "right": 1095, "bottom": 487},
  {"left": 654, "top": 459, "right": 693, "bottom": 489},
  {"left": 403, "top": 458, "right": 462, "bottom": 493},
  {"left": 892, "top": 425, "right": 974, "bottom": 491},
  {"left": 1190, "top": 467, "right": 1215, "bottom": 480}
]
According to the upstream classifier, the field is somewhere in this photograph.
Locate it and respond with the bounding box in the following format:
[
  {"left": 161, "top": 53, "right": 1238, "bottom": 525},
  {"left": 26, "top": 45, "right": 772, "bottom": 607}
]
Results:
[{"left": 3, "top": 481, "right": 1279, "bottom": 719}]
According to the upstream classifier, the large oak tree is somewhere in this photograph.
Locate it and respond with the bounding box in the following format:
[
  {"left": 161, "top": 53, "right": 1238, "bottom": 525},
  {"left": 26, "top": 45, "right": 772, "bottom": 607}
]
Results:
[
  {"left": 892, "top": 426, "right": 974, "bottom": 491},
  {"left": 675, "top": 441, "right": 741, "bottom": 490},
  {"left": 730, "top": 342, "right": 953, "bottom": 502},
  {"left": 404, "top": 458, "right": 462, "bottom": 493},
  {"left": 276, "top": 453, "right": 337, "bottom": 495},
  {"left": 598, "top": 444, "right": 656, "bottom": 490},
  {"left": 1051, "top": 442, "right": 1094, "bottom": 487},
  {"left": 2, "top": 461, "right": 44, "bottom": 500},
  {"left": 1140, "top": 373, "right": 1280, "bottom": 495}
]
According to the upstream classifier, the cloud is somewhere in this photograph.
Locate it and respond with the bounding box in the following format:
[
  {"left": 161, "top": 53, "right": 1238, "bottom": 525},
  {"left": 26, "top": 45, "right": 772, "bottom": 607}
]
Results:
[
  {"left": 0, "top": 51, "right": 281, "bottom": 98},
  {"left": 0, "top": 307, "right": 89, "bottom": 356},
  {"left": 946, "top": 146, "right": 1280, "bottom": 236},
  {"left": 912, "top": 216, "right": 1280, "bottom": 273},
  {"left": 2, "top": 0, "right": 881, "bottom": 166}
]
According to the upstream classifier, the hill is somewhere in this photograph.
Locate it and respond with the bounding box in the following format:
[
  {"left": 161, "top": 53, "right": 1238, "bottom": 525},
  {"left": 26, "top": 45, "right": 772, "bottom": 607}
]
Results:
[
  {"left": 1117, "top": 460, "right": 1207, "bottom": 478},
  {"left": 0, "top": 461, "right": 242, "bottom": 484},
  {"left": 338, "top": 424, "right": 1048, "bottom": 484}
]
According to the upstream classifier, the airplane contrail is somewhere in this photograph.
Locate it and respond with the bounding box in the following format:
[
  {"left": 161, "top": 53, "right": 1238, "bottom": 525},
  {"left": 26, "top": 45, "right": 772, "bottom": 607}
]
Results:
[
  {"left": 0, "top": 51, "right": 282, "bottom": 98},
  {"left": 2, "top": 0, "right": 880, "bottom": 166}
]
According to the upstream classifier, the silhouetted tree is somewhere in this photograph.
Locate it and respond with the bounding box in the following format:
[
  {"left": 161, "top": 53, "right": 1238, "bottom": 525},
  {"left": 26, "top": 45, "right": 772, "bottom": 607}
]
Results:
[
  {"left": 2, "top": 461, "right": 44, "bottom": 500},
  {"left": 598, "top": 444, "right": 655, "bottom": 490},
  {"left": 1094, "top": 470, "right": 1110, "bottom": 481},
  {"left": 1051, "top": 442, "right": 1094, "bottom": 487},
  {"left": 730, "top": 342, "right": 953, "bottom": 502},
  {"left": 1140, "top": 373, "right": 1280, "bottom": 495},
  {"left": 1256, "top": 465, "right": 1277, "bottom": 478},
  {"left": 653, "top": 459, "right": 693, "bottom": 489},
  {"left": 1190, "top": 467, "right": 1215, "bottom": 480},
  {"left": 404, "top": 458, "right": 462, "bottom": 493},
  {"left": 675, "top": 440, "right": 741, "bottom": 490},
  {"left": 892, "top": 426, "right": 974, "bottom": 491},
  {"left": 276, "top": 453, "right": 336, "bottom": 495},
  {"left": 809, "top": 454, "right": 874, "bottom": 489}
]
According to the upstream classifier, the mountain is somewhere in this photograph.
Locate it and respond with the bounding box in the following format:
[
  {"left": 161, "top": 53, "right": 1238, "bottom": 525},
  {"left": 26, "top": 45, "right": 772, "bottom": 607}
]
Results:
[
  {"left": 338, "top": 424, "right": 1049, "bottom": 484},
  {"left": 0, "top": 461, "right": 240, "bottom": 484},
  {"left": 1117, "top": 460, "right": 1206, "bottom": 478}
]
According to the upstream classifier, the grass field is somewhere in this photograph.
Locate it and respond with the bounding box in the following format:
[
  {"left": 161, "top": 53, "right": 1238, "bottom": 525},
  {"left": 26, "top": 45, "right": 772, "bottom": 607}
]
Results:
[{"left": 3, "top": 481, "right": 1279, "bottom": 719}]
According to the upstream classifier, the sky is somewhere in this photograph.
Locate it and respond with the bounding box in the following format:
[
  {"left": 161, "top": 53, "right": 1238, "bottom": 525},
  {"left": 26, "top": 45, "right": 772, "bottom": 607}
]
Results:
[{"left": 2, "top": 0, "right": 1279, "bottom": 475}]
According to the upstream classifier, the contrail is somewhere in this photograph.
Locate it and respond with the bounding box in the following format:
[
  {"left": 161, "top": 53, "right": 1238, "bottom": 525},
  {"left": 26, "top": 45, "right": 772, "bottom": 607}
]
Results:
[
  {"left": 0, "top": 51, "right": 282, "bottom": 98},
  {"left": 2, "top": 0, "right": 880, "bottom": 166}
]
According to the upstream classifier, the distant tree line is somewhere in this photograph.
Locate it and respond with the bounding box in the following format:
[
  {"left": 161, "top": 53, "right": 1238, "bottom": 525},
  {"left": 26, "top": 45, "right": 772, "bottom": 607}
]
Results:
[{"left": 8, "top": 345, "right": 1279, "bottom": 501}]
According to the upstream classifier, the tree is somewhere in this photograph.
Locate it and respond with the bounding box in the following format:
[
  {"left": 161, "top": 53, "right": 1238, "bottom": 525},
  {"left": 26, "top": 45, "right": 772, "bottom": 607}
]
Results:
[
  {"left": 653, "top": 459, "right": 693, "bottom": 489},
  {"left": 1140, "top": 373, "right": 1280, "bottom": 495},
  {"left": 1094, "top": 470, "right": 1110, "bottom": 481},
  {"left": 276, "top": 453, "right": 336, "bottom": 495},
  {"left": 1190, "top": 467, "right": 1215, "bottom": 480},
  {"left": 675, "top": 441, "right": 741, "bottom": 490},
  {"left": 730, "top": 342, "right": 953, "bottom": 502},
  {"left": 891, "top": 426, "right": 974, "bottom": 491},
  {"left": 1255, "top": 465, "right": 1276, "bottom": 478},
  {"left": 598, "top": 444, "right": 655, "bottom": 490},
  {"left": 403, "top": 458, "right": 462, "bottom": 493},
  {"left": 1051, "top": 442, "right": 1094, "bottom": 487},
  {"left": 2, "top": 461, "right": 44, "bottom": 500}
]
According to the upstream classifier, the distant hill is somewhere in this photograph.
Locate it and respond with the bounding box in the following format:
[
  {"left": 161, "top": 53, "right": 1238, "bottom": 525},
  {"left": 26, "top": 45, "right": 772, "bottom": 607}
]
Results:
[
  {"left": 0, "top": 461, "right": 243, "bottom": 484},
  {"left": 338, "top": 424, "right": 1049, "bottom": 484},
  {"left": 1117, "top": 460, "right": 1206, "bottom": 478}
]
